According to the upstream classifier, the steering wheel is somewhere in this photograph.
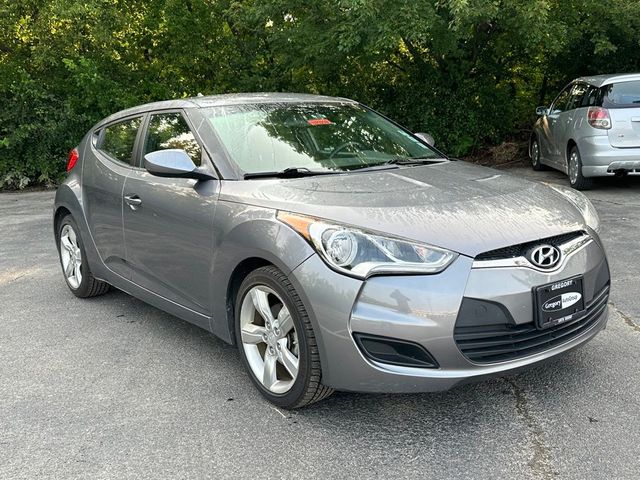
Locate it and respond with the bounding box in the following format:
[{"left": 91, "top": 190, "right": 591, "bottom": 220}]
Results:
[{"left": 328, "top": 141, "right": 364, "bottom": 160}]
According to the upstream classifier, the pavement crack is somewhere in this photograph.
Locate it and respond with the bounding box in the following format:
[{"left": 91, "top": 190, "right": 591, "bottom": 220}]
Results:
[
  {"left": 0, "top": 267, "right": 41, "bottom": 286},
  {"left": 609, "top": 302, "right": 640, "bottom": 333},
  {"left": 591, "top": 198, "right": 640, "bottom": 208},
  {"left": 504, "top": 377, "right": 555, "bottom": 479}
]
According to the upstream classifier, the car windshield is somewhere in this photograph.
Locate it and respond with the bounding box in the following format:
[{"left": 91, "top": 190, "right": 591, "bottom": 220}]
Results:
[{"left": 203, "top": 103, "right": 442, "bottom": 174}]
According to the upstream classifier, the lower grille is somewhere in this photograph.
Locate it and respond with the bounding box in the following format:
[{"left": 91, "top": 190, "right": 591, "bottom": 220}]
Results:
[{"left": 454, "top": 284, "right": 609, "bottom": 363}]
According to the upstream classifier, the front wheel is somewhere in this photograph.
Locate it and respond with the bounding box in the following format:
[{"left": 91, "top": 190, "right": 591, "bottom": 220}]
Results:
[
  {"left": 530, "top": 137, "right": 545, "bottom": 171},
  {"left": 235, "top": 266, "right": 333, "bottom": 408},
  {"left": 568, "top": 146, "right": 594, "bottom": 190}
]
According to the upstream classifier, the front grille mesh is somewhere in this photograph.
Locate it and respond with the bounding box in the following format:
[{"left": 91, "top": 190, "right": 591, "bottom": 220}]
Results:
[
  {"left": 453, "top": 284, "right": 609, "bottom": 364},
  {"left": 475, "top": 231, "right": 585, "bottom": 261}
]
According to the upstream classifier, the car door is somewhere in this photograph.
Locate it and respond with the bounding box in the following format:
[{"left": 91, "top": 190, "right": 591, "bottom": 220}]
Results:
[
  {"left": 556, "top": 83, "right": 589, "bottom": 170},
  {"left": 545, "top": 84, "right": 573, "bottom": 168},
  {"left": 83, "top": 116, "right": 143, "bottom": 278},
  {"left": 122, "top": 110, "right": 219, "bottom": 315}
]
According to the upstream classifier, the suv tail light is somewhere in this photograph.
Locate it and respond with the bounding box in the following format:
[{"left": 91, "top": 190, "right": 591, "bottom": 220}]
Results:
[
  {"left": 66, "top": 148, "right": 79, "bottom": 172},
  {"left": 587, "top": 107, "right": 611, "bottom": 129}
]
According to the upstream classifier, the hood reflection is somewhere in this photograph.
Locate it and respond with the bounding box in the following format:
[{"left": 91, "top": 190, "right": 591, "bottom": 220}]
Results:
[{"left": 220, "top": 161, "right": 586, "bottom": 257}]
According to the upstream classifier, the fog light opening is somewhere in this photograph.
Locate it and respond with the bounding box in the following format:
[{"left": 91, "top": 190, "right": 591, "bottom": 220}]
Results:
[{"left": 353, "top": 333, "right": 439, "bottom": 368}]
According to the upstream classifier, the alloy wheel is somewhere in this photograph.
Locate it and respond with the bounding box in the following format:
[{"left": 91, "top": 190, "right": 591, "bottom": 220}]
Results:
[
  {"left": 59, "top": 224, "right": 83, "bottom": 289},
  {"left": 569, "top": 151, "right": 579, "bottom": 184},
  {"left": 531, "top": 141, "right": 540, "bottom": 166},
  {"left": 239, "top": 286, "right": 300, "bottom": 394}
]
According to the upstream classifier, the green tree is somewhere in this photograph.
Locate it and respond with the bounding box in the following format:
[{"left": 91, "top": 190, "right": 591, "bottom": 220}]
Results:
[{"left": 1, "top": 0, "right": 640, "bottom": 189}]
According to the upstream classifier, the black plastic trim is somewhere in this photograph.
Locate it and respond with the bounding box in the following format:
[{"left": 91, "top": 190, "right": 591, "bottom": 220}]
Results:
[
  {"left": 353, "top": 333, "right": 439, "bottom": 368},
  {"left": 454, "top": 284, "right": 609, "bottom": 364}
]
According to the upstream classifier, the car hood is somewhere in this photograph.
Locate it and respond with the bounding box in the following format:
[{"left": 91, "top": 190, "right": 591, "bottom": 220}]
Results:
[{"left": 219, "top": 161, "right": 587, "bottom": 257}]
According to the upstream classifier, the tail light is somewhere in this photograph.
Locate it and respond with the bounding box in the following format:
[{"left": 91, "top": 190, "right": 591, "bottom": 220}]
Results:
[
  {"left": 587, "top": 107, "right": 611, "bottom": 130},
  {"left": 66, "top": 148, "right": 79, "bottom": 172}
]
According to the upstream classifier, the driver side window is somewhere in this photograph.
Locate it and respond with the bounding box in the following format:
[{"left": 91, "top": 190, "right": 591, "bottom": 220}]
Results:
[
  {"left": 551, "top": 86, "right": 572, "bottom": 114},
  {"left": 143, "top": 112, "right": 202, "bottom": 166}
]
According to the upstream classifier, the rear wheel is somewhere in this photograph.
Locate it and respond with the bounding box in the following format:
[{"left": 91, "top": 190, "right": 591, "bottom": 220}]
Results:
[
  {"left": 568, "top": 146, "right": 594, "bottom": 190},
  {"left": 235, "top": 266, "right": 333, "bottom": 408},
  {"left": 56, "top": 214, "right": 110, "bottom": 297},
  {"left": 530, "top": 137, "right": 545, "bottom": 171}
]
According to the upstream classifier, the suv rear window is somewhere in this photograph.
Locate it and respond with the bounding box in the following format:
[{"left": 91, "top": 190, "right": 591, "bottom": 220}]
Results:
[
  {"left": 100, "top": 117, "right": 142, "bottom": 164},
  {"left": 603, "top": 81, "right": 640, "bottom": 108}
]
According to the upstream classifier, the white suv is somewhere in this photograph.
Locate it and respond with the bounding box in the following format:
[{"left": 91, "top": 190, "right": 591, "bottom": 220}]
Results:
[{"left": 530, "top": 73, "right": 640, "bottom": 189}]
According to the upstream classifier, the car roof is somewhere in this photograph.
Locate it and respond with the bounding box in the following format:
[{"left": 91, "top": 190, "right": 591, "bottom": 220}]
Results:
[
  {"left": 193, "top": 92, "right": 354, "bottom": 107},
  {"left": 96, "top": 92, "right": 356, "bottom": 127},
  {"left": 575, "top": 73, "right": 640, "bottom": 88}
]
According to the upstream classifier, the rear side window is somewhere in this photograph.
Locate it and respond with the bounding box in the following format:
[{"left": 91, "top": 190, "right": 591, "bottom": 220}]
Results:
[
  {"left": 603, "top": 81, "right": 640, "bottom": 108},
  {"left": 567, "top": 83, "right": 589, "bottom": 110},
  {"left": 580, "top": 86, "right": 602, "bottom": 108},
  {"left": 143, "top": 112, "right": 202, "bottom": 166},
  {"left": 100, "top": 117, "right": 142, "bottom": 165}
]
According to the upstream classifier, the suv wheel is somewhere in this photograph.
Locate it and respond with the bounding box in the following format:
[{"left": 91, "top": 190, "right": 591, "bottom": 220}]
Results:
[
  {"left": 235, "top": 266, "right": 333, "bottom": 408},
  {"left": 568, "top": 146, "right": 594, "bottom": 190},
  {"left": 530, "top": 137, "right": 545, "bottom": 171}
]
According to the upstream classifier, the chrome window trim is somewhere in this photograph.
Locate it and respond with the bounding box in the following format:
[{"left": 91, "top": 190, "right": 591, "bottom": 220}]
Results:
[{"left": 471, "top": 234, "right": 592, "bottom": 272}]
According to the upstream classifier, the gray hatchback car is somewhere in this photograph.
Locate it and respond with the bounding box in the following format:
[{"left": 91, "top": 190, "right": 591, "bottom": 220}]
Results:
[
  {"left": 531, "top": 73, "right": 640, "bottom": 189},
  {"left": 55, "top": 93, "right": 610, "bottom": 408}
]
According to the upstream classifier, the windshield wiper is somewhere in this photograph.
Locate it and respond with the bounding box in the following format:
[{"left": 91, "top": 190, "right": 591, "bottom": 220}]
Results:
[
  {"left": 383, "top": 156, "right": 446, "bottom": 166},
  {"left": 349, "top": 156, "right": 447, "bottom": 173},
  {"left": 243, "top": 167, "right": 338, "bottom": 180},
  {"left": 243, "top": 157, "right": 446, "bottom": 179}
]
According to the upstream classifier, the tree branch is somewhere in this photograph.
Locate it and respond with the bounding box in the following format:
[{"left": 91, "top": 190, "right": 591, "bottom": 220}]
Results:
[{"left": 401, "top": 36, "right": 427, "bottom": 71}]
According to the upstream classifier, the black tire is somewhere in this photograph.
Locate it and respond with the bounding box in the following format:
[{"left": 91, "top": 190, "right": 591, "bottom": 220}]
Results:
[
  {"left": 530, "top": 136, "right": 545, "bottom": 171},
  {"left": 568, "top": 146, "right": 594, "bottom": 190},
  {"left": 235, "top": 266, "right": 333, "bottom": 408},
  {"left": 56, "top": 214, "right": 110, "bottom": 298}
]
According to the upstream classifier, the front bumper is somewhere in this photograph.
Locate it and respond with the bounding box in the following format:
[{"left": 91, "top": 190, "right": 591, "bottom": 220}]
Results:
[
  {"left": 290, "top": 234, "right": 610, "bottom": 393},
  {"left": 579, "top": 136, "right": 640, "bottom": 177}
]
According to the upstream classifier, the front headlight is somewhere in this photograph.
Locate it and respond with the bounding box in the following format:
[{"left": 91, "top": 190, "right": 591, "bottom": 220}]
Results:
[
  {"left": 277, "top": 212, "right": 458, "bottom": 278},
  {"left": 547, "top": 184, "right": 600, "bottom": 232}
]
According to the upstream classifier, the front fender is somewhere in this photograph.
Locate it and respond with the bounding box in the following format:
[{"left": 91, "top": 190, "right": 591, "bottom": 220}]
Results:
[
  {"left": 209, "top": 201, "right": 315, "bottom": 342},
  {"left": 530, "top": 121, "right": 544, "bottom": 152}
]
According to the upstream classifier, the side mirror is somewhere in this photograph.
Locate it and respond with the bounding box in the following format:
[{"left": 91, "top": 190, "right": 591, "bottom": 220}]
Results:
[
  {"left": 536, "top": 106, "right": 549, "bottom": 116},
  {"left": 144, "top": 149, "right": 214, "bottom": 181},
  {"left": 414, "top": 132, "right": 435, "bottom": 147}
]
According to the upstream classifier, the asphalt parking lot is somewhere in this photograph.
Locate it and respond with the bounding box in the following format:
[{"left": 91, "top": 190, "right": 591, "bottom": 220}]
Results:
[{"left": 1, "top": 165, "right": 639, "bottom": 479}]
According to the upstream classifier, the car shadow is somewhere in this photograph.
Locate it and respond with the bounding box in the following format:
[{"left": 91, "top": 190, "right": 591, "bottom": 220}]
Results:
[{"left": 100, "top": 287, "right": 598, "bottom": 425}]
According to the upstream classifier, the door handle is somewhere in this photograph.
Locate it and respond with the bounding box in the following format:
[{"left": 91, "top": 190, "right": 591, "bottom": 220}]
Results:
[{"left": 124, "top": 194, "right": 142, "bottom": 210}]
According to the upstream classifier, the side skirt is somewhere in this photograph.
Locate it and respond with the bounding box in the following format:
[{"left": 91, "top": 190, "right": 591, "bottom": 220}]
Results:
[{"left": 98, "top": 269, "right": 215, "bottom": 333}]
